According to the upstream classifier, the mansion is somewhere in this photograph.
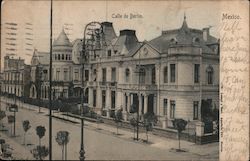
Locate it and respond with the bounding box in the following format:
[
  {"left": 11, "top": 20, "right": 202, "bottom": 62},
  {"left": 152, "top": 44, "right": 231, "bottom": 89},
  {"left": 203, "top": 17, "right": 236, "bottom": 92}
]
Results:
[{"left": 1, "top": 17, "right": 219, "bottom": 128}]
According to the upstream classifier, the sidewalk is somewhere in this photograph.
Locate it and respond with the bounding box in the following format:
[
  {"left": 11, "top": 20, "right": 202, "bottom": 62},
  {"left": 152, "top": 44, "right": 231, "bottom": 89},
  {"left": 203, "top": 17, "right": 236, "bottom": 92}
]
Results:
[
  {"left": 0, "top": 132, "right": 34, "bottom": 160},
  {"left": 1, "top": 96, "right": 219, "bottom": 159}
]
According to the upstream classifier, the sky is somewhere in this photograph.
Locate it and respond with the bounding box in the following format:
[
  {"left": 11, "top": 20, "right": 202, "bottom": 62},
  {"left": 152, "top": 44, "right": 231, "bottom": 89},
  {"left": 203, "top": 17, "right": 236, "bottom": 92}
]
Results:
[{"left": 1, "top": 0, "right": 221, "bottom": 69}]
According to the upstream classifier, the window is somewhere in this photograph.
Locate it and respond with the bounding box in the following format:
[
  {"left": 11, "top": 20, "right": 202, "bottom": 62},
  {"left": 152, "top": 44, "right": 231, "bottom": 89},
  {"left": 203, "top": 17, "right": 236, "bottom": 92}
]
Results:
[
  {"left": 56, "top": 68, "right": 60, "bottom": 80},
  {"left": 170, "top": 64, "right": 176, "bottom": 83},
  {"left": 111, "top": 91, "right": 116, "bottom": 109},
  {"left": 111, "top": 68, "right": 116, "bottom": 82},
  {"left": 193, "top": 101, "right": 199, "bottom": 120},
  {"left": 43, "top": 70, "right": 48, "bottom": 81},
  {"left": 102, "top": 68, "right": 106, "bottom": 82},
  {"left": 107, "top": 50, "right": 111, "bottom": 57},
  {"left": 164, "top": 66, "right": 168, "bottom": 83},
  {"left": 102, "top": 90, "right": 106, "bottom": 109},
  {"left": 194, "top": 64, "right": 200, "bottom": 83},
  {"left": 66, "top": 54, "right": 68, "bottom": 60},
  {"left": 58, "top": 54, "right": 61, "bottom": 60},
  {"left": 151, "top": 67, "right": 156, "bottom": 84},
  {"left": 93, "top": 89, "right": 96, "bottom": 107},
  {"left": 85, "top": 70, "right": 89, "bottom": 81},
  {"left": 163, "top": 99, "right": 168, "bottom": 115},
  {"left": 93, "top": 69, "right": 97, "bottom": 81},
  {"left": 55, "top": 54, "right": 57, "bottom": 60},
  {"left": 62, "top": 54, "right": 65, "bottom": 60},
  {"left": 74, "top": 69, "right": 79, "bottom": 81},
  {"left": 170, "top": 100, "right": 175, "bottom": 119},
  {"left": 64, "top": 68, "right": 68, "bottom": 81},
  {"left": 139, "top": 68, "right": 146, "bottom": 84},
  {"left": 125, "top": 68, "right": 130, "bottom": 82},
  {"left": 206, "top": 66, "right": 214, "bottom": 84}
]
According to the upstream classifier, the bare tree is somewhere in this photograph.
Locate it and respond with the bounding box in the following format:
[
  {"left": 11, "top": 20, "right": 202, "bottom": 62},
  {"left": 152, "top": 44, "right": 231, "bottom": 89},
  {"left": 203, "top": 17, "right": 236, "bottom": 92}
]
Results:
[
  {"left": 55, "top": 131, "right": 70, "bottom": 160},
  {"left": 172, "top": 119, "right": 187, "bottom": 151},
  {"left": 22, "top": 120, "right": 31, "bottom": 146}
]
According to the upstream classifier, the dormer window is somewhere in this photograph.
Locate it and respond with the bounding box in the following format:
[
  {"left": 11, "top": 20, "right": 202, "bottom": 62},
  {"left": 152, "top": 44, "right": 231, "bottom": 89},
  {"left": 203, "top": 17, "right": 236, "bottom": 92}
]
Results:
[
  {"left": 193, "top": 37, "right": 200, "bottom": 43},
  {"left": 108, "top": 50, "right": 112, "bottom": 57},
  {"left": 170, "top": 38, "right": 178, "bottom": 44}
]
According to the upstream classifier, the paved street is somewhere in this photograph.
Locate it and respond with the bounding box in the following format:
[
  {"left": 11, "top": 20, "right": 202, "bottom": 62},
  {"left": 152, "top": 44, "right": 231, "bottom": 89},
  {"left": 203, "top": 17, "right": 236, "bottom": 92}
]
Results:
[{"left": 0, "top": 97, "right": 218, "bottom": 160}]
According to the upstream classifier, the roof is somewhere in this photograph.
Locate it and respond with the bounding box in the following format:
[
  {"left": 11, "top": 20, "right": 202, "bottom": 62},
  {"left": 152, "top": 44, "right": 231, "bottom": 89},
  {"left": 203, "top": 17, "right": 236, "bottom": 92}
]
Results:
[
  {"left": 112, "top": 29, "right": 140, "bottom": 55},
  {"left": 149, "top": 16, "right": 218, "bottom": 54},
  {"left": 53, "top": 28, "right": 72, "bottom": 47},
  {"left": 32, "top": 50, "right": 49, "bottom": 65}
]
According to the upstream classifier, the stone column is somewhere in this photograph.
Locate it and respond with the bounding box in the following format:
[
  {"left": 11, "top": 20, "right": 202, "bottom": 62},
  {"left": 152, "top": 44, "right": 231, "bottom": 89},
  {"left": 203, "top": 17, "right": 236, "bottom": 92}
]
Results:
[
  {"left": 138, "top": 94, "right": 142, "bottom": 115},
  {"left": 122, "top": 92, "right": 128, "bottom": 121},
  {"left": 116, "top": 91, "right": 123, "bottom": 110},
  {"left": 106, "top": 88, "right": 111, "bottom": 117},
  {"left": 154, "top": 94, "right": 158, "bottom": 114},
  {"left": 127, "top": 93, "right": 131, "bottom": 113},
  {"left": 96, "top": 88, "right": 101, "bottom": 109},
  {"left": 118, "top": 67, "right": 124, "bottom": 84},
  {"left": 144, "top": 94, "right": 148, "bottom": 114},
  {"left": 88, "top": 88, "right": 93, "bottom": 108}
]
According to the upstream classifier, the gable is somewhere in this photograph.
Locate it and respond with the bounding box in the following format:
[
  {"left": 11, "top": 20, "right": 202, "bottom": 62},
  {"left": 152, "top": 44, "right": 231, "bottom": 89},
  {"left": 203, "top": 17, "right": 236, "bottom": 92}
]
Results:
[{"left": 132, "top": 43, "right": 160, "bottom": 59}]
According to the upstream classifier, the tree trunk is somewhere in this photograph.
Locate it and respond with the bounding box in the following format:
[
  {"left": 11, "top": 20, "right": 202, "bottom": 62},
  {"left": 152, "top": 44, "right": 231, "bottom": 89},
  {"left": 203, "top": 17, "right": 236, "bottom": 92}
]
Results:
[
  {"left": 117, "top": 123, "right": 118, "bottom": 135},
  {"left": 65, "top": 144, "right": 67, "bottom": 160},
  {"left": 178, "top": 132, "right": 180, "bottom": 150},
  {"left": 62, "top": 145, "right": 64, "bottom": 160},
  {"left": 23, "top": 132, "right": 26, "bottom": 146}
]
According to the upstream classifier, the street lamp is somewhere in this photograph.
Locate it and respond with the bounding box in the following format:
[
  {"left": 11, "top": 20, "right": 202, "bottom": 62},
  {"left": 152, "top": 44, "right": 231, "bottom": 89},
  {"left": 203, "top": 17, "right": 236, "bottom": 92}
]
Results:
[{"left": 79, "top": 21, "right": 103, "bottom": 161}]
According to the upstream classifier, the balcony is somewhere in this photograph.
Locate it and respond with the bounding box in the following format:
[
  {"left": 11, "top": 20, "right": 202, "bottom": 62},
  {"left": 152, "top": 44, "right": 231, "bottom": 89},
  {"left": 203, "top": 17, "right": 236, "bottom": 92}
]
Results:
[
  {"left": 119, "top": 84, "right": 157, "bottom": 91},
  {"left": 159, "top": 84, "right": 219, "bottom": 91},
  {"left": 98, "top": 81, "right": 117, "bottom": 87}
]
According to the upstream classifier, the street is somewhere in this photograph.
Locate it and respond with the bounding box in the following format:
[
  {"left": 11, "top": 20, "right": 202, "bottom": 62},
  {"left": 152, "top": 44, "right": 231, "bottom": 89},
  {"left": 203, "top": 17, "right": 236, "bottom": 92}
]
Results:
[{"left": 0, "top": 97, "right": 219, "bottom": 160}]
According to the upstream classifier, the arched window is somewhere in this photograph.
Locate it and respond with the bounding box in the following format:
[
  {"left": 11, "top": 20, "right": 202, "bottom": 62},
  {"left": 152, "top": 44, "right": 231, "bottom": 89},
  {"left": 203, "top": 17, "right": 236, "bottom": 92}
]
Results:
[
  {"left": 206, "top": 66, "right": 214, "bottom": 84},
  {"left": 125, "top": 68, "right": 130, "bottom": 82},
  {"left": 164, "top": 66, "right": 168, "bottom": 83}
]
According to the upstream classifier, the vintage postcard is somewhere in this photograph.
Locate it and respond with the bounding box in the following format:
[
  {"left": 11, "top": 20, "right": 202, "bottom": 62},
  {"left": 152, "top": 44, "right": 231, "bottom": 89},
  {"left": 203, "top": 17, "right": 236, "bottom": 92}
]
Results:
[{"left": 0, "top": 0, "right": 249, "bottom": 160}]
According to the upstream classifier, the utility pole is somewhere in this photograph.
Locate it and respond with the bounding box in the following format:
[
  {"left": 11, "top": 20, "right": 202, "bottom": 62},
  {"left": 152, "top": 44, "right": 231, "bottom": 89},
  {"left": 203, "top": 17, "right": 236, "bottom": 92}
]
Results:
[
  {"left": 49, "top": 0, "right": 53, "bottom": 160},
  {"left": 79, "top": 21, "right": 103, "bottom": 161}
]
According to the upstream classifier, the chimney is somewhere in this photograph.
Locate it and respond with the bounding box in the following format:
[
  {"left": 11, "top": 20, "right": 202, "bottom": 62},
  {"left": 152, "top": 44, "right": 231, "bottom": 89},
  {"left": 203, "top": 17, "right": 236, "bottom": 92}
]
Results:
[
  {"left": 202, "top": 28, "right": 210, "bottom": 41},
  {"left": 100, "top": 22, "right": 117, "bottom": 44},
  {"left": 120, "top": 29, "right": 136, "bottom": 36}
]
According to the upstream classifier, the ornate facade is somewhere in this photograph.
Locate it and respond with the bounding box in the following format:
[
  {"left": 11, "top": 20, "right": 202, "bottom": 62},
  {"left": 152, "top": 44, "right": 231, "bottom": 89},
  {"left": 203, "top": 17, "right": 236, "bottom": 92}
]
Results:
[
  {"left": 84, "top": 18, "right": 219, "bottom": 128},
  {"left": 26, "top": 17, "right": 219, "bottom": 128}
]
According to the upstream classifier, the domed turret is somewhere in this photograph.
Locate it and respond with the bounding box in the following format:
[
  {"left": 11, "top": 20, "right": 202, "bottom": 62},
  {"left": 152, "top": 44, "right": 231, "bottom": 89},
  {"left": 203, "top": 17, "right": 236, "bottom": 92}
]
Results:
[{"left": 53, "top": 28, "right": 72, "bottom": 47}]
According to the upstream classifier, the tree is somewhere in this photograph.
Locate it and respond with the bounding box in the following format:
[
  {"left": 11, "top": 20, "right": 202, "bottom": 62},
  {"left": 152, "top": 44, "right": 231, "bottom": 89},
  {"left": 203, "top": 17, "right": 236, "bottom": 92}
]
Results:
[
  {"left": 22, "top": 120, "right": 31, "bottom": 146},
  {"left": 31, "top": 145, "right": 49, "bottom": 160},
  {"left": 96, "top": 114, "right": 102, "bottom": 130},
  {"left": 113, "top": 109, "right": 123, "bottom": 135},
  {"left": 0, "top": 111, "right": 6, "bottom": 130},
  {"left": 55, "top": 131, "right": 70, "bottom": 160},
  {"left": 129, "top": 117, "right": 137, "bottom": 140},
  {"left": 172, "top": 119, "right": 187, "bottom": 151},
  {"left": 36, "top": 126, "right": 46, "bottom": 147},
  {"left": 143, "top": 112, "right": 158, "bottom": 142}
]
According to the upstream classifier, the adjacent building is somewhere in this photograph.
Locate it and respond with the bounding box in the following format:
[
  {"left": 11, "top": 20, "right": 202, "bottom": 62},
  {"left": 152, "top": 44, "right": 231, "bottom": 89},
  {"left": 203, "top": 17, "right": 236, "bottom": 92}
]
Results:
[{"left": 2, "top": 56, "right": 31, "bottom": 98}]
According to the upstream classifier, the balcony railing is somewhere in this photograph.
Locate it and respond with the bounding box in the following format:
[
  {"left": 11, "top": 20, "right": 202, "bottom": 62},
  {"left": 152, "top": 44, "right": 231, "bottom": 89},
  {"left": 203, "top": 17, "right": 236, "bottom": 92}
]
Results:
[{"left": 119, "top": 84, "right": 157, "bottom": 91}]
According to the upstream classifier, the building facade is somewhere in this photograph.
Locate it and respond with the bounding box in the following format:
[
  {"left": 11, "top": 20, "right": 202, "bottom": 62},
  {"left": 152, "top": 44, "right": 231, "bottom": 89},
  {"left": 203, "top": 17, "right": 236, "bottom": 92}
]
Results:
[
  {"left": 2, "top": 56, "right": 31, "bottom": 98},
  {"left": 29, "top": 29, "right": 82, "bottom": 100},
  {"left": 84, "top": 18, "right": 219, "bottom": 128},
  {"left": 25, "top": 17, "right": 219, "bottom": 128}
]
